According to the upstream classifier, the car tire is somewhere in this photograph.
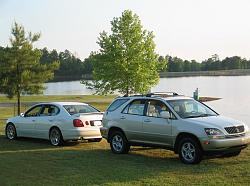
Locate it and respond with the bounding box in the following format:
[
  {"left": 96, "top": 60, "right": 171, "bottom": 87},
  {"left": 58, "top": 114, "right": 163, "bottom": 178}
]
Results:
[
  {"left": 178, "top": 137, "right": 203, "bottom": 164},
  {"left": 5, "top": 123, "right": 17, "bottom": 140},
  {"left": 110, "top": 131, "right": 130, "bottom": 154},
  {"left": 88, "top": 138, "right": 102, "bottom": 142},
  {"left": 223, "top": 150, "right": 241, "bottom": 157},
  {"left": 49, "top": 127, "right": 63, "bottom": 146}
]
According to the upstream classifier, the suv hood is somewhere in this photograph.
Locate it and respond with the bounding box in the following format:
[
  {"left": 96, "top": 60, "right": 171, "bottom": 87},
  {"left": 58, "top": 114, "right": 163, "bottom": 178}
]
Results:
[{"left": 185, "top": 115, "right": 243, "bottom": 129}]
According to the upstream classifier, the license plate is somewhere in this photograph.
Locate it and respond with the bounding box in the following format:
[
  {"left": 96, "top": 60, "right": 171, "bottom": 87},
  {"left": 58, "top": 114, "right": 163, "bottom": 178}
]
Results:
[{"left": 94, "top": 121, "right": 102, "bottom": 126}]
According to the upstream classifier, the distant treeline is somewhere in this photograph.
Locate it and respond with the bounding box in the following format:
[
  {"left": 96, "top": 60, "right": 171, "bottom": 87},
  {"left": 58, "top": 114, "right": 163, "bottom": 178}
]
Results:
[
  {"left": 39, "top": 48, "right": 93, "bottom": 81},
  {"left": 161, "top": 54, "right": 250, "bottom": 72},
  {"left": 2, "top": 47, "right": 250, "bottom": 81}
]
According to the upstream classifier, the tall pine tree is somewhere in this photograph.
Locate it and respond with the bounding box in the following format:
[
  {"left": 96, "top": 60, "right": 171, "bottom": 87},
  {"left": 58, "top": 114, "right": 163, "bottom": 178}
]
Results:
[{"left": 0, "top": 22, "right": 59, "bottom": 114}]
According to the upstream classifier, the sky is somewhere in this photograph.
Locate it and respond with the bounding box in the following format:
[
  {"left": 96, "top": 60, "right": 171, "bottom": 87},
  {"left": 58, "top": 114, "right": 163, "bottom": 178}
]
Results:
[{"left": 1, "top": 0, "right": 250, "bottom": 61}]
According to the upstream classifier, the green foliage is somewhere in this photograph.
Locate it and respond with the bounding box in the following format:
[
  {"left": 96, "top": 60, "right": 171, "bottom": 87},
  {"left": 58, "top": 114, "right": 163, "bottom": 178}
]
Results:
[
  {"left": 162, "top": 54, "right": 250, "bottom": 72},
  {"left": 82, "top": 10, "right": 164, "bottom": 95},
  {"left": 39, "top": 48, "right": 94, "bottom": 81},
  {"left": 0, "top": 22, "right": 59, "bottom": 113}
]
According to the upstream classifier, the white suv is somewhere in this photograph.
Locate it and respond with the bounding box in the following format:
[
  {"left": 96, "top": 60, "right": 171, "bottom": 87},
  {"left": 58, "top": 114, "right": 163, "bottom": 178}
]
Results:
[{"left": 100, "top": 92, "right": 250, "bottom": 164}]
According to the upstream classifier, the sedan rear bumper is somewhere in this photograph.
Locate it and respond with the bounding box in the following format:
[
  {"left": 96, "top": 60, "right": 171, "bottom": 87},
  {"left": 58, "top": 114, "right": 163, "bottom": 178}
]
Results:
[{"left": 62, "top": 128, "right": 102, "bottom": 141}]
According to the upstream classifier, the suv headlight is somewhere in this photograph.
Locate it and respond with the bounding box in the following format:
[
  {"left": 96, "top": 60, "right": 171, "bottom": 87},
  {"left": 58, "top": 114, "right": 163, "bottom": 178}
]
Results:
[
  {"left": 204, "top": 128, "right": 225, "bottom": 139},
  {"left": 244, "top": 124, "right": 249, "bottom": 133}
]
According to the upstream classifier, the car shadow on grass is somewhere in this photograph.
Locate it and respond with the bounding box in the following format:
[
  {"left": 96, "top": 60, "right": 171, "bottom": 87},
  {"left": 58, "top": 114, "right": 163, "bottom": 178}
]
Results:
[
  {"left": 0, "top": 134, "right": 249, "bottom": 185},
  {"left": 1, "top": 145, "right": 249, "bottom": 186},
  {"left": 0, "top": 134, "right": 99, "bottom": 153}
]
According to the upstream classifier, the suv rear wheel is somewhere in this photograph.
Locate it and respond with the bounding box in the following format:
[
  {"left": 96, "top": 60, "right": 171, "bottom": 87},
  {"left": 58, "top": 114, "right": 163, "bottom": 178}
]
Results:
[
  {"left": 178, "top": 137, "right": 202, "bottom": 164},
  {"left": 110, "top": 131, "right": 130, "bottom": 154}
]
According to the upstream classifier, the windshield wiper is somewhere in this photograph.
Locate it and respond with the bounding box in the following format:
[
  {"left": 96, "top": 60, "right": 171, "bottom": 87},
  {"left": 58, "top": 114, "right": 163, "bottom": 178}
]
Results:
[{"left": 185, "top": 114, "right": 213, "bottom": 118}]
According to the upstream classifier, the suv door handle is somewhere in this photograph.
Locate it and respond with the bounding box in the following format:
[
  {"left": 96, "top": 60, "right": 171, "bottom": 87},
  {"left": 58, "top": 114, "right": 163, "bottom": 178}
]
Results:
[
  {"left": 32, "top": 120, "right": 36, "bottom": 122},
  {"left": 120, "top": 116, "right": 126, "bottom": 120},
  {"left": 49, "top": 119, "right": 53, "bottom": 122},
  {"left": 144, "top": 119, "right": 151, "bottom": 123}
]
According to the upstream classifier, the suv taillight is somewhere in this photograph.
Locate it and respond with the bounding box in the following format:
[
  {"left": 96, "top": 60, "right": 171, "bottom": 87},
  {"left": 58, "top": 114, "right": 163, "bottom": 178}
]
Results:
[{"left": 73, "top": 119, "right": 84, "bottom": 127}]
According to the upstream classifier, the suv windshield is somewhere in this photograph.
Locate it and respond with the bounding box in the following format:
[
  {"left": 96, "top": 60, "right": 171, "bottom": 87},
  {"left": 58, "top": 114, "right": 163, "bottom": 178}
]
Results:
[
  {"left": 167, "top": 99, "right": 218, "bottom": 119},
  {"left": 63, "top": 105, "right": 99, "bottom": 115}
]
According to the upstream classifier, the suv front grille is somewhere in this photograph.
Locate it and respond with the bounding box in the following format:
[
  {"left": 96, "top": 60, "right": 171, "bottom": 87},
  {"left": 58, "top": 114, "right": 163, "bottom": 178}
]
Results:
[{"left": 224, "top": 125, "right": 244, "bottom": 134}]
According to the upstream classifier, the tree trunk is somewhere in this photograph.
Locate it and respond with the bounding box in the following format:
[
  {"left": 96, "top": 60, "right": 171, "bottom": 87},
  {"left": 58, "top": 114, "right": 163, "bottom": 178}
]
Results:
[{"left": 17, "top": 92, "right": 21, "bottom": 115}]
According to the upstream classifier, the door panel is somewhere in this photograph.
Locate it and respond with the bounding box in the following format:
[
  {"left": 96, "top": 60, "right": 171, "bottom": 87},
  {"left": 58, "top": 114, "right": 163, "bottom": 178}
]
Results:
[
  {"left": 119, "top": 113, "right": 144, "bottom": 141},
  {"left": 142, "top": 99, "right": 174, "bottom": 146},
  {"left": 16, "top": 117, "right": 36, "bottom": 137},
  {"left": 142, "top": 116, "right": 172, "bottom": 146},
  {"left": 35, "top": 104, "right": 60, "bottom": 139},
  {"left": 119, "top": 99, "right": 146, "bottom": 142},
  {"left": 18, "top": 105, "right": 43, "bottom": 137}
]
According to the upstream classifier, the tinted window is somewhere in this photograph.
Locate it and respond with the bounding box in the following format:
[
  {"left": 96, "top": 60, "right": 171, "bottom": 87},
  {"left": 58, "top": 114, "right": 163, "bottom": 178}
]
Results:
[
  {"left": 107, "top": 99, "right": 129, "bottom": 112},
  {"left": 64, "top": 105, "right": 99, "bottom": 115},
  {"left": 25, "top": 105, "right": 42, "bottom": 117},
  {"left": 40, "top": 105, "right": 59, "bottom": 116},
  {"left": 146, "top": 100, "right": 168, "bottom": 117},
  {"left": 123, "top": 100, "right": 146, "bottom": 116}
]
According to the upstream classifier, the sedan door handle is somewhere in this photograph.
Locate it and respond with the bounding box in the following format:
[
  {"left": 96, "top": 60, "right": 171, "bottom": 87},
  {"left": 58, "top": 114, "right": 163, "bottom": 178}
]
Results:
[
  {"left": 32, "top": 120, "right": 36, "bottom": 122},
  {"left": 144, "top": 119, "right": 152, "bottom": 123},
  {"left": 49, "top": 119, "right": 54, "bottom": 122},
  {"left": 120, "top": 116, "right": 126, "bottom": 120}
]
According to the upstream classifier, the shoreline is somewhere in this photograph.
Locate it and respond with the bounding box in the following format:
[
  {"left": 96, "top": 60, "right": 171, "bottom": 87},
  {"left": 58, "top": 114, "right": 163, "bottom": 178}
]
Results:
[{"left": 50, "top": 69, "right": 250, "bottom": 82}]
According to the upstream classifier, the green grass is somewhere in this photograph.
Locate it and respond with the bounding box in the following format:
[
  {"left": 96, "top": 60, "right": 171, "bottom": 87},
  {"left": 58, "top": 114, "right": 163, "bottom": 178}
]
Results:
[{"left": 0, "top": 95, "right": 250, "bottom": 185}]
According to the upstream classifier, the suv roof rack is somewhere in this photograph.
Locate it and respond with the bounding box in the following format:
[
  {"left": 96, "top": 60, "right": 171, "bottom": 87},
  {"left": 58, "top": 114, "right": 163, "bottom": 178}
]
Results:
[
  {"left": 122, "top": 92, "right": 179, "bottom": 98},
  {"left": 146, "top": 92, "right": 179, "bottom": 97}
]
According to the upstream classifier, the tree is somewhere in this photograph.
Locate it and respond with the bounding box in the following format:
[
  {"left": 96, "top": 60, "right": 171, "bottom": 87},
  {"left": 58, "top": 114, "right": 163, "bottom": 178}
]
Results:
[
  {"left": 82, "top": 10, "right": 165, "bottom": 95},
  {"left": 0, "top": 22, "right": 59, "bottom": 114}
]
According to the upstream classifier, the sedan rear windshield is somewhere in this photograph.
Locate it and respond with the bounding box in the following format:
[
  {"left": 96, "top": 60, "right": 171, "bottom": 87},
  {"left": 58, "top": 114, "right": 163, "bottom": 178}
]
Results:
[{"left": 63, "top": 105, "right": 99, "bottom": 115}]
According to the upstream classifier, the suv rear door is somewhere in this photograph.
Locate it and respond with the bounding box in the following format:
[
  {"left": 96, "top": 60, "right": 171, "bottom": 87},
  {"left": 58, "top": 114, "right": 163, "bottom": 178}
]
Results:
[{"left": 120, "top": 99, "right": 146, "bottom": 142}]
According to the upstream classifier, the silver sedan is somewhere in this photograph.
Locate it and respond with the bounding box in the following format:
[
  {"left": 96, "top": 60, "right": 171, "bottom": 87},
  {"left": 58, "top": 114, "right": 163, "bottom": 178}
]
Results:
[{"left": 5, "top": 102, "right": 103, "bottom": 146}]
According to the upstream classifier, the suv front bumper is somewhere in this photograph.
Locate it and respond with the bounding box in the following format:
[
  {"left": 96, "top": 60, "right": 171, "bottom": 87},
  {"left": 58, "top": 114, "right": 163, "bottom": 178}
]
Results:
[{"left": 201, "top": 133, "right": 250, "bottom": 152}]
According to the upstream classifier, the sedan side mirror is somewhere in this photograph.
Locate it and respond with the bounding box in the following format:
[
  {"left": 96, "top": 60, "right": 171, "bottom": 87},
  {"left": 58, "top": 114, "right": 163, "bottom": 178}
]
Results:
[
  {"left": 20, "top": 113, "right": 24, "bottom": 117},
  {"left": 160, "top": 111, "right": 171, "bottom": 119}
]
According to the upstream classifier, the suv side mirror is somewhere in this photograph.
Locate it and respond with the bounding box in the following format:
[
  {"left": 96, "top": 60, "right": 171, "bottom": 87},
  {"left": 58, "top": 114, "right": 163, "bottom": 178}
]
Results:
[
  {"left": 160, "top": 111, "right": 171, "bottom": 119},
  {"left": 20, "top": 113, "right": 24, "bottom": 117}
]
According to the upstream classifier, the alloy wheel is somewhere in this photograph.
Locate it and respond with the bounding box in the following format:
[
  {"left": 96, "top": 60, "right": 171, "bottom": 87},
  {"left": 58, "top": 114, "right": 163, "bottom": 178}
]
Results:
[{"left": 112, "top": 134, "right": 124, "bottom": 152}]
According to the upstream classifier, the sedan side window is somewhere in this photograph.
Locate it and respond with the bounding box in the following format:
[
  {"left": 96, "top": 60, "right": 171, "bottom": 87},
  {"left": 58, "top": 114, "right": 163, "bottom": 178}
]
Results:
[
  {"left": 40, "top": 105, "right": 59, "bottom": 116},
  {"left": 25, "top": 105, "right": 42, "bottom": 117},
  {"left": 123, "top": 100, "right": 146, "bottom": 116}
]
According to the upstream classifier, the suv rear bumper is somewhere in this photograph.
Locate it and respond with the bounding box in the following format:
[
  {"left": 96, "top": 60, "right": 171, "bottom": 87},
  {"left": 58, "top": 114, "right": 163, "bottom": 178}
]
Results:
[
  {"left": 100, "top": 127, "right": 108, "bottom": 139},
  {"left": 201, "top": 133, "right": 250, "bottom": 152}
]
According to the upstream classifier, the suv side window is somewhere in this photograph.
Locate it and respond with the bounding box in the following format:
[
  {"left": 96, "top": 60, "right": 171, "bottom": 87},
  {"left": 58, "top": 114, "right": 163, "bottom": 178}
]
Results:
[
  {"left": 123, "top": 99, "right": 146, "bottom": 116},
  {"left": 107, "top": 99, "right": 129, "bottom": 112},
  {"left": 146, "top": 100, "right": 176, "bottom": 119}
]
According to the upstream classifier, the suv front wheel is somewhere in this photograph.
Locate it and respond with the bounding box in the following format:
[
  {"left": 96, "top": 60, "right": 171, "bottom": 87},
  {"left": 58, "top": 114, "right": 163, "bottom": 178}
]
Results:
[
  {"left": 110, "top": 131, "right": 130, "bottom": 154},
  {"left": 178, "top": 137, "right": 203, "bottom": 164}
]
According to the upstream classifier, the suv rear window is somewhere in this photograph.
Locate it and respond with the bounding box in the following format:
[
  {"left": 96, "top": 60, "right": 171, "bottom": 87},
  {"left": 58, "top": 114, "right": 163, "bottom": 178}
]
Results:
[{"left": 107, "top": 99, "right": 129, "bottom": 112}]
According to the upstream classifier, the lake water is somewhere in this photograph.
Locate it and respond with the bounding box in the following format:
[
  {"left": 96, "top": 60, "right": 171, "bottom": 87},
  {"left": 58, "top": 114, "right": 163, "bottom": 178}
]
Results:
[{"left": 44, "top": 76, "right": 250, "bottom": 126}]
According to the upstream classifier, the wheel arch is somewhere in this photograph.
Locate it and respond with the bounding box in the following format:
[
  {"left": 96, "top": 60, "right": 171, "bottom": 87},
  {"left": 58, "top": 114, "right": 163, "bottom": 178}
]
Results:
[
  {"left": 49, "top": 126, "right": 63, "bottom": 139},
  {"left": 107, "top": 126, "right": 127, "bottom": 143},
  {"left": 174, "top": 132, "right": 203, "bottom": 153}
]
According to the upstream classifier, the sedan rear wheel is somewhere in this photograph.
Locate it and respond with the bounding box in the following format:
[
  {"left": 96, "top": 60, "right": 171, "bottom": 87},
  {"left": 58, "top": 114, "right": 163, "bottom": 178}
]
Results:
[
  {"left": 49, "top": 128, "right": 63, "bottom": 146},
  {"left": 5, "top": 123, "right": 17, "bottom": 140}
]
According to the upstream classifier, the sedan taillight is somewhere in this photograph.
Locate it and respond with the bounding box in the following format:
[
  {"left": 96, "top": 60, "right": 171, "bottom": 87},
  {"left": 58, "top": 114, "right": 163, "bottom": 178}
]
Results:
[{"left": 73, "top": 119, "right": 84, "bottom": 127}]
